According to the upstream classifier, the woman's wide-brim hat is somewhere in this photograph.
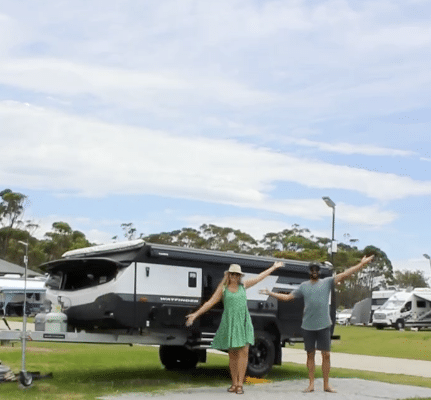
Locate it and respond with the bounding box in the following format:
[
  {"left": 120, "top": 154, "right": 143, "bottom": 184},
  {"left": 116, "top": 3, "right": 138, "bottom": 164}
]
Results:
[{"left": 228, "top": 264, "right": 244, "bottom": 275}]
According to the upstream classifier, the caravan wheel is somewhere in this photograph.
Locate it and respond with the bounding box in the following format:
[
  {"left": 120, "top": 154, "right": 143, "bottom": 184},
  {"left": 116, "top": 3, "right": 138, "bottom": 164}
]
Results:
[
  {"left": 247, "top": 331, "right": 275, "bottom": 377},
  {"left": 159, "top": 345, "right": 199, "bottom": 370}
]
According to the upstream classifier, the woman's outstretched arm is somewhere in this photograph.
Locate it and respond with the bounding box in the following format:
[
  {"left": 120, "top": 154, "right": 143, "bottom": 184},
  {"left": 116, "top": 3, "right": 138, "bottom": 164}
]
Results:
[
  {"left": 185, "top": 273, "right": 227, "bottom": 327},
  {"left": 243, "top": 261, "right": 284, "bottom": 289}
]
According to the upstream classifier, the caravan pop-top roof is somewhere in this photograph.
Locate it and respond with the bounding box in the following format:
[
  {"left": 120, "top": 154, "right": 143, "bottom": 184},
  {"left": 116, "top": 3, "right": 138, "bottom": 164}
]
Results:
[{"left": 39, "top": 240, "right": 334, "bottom": 276}]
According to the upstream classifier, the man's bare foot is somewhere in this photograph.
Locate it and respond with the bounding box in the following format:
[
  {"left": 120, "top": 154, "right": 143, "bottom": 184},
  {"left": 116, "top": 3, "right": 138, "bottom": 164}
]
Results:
[
  {"left": 324, "top": 387, "right": 337, "bottom": 393},
  {"left": 303, "top": 386, "right": 314, "bottom": 393}
]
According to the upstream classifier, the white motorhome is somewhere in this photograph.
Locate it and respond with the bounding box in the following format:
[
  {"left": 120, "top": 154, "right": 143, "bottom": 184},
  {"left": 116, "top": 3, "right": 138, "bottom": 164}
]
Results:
[
  {"left": 0, "top": 275, "right": 46, "bottom": 316},
  {"left": 372, "top": 288, "right": 431, "bottom": 330},
  {"left": 371, "top": 289, "right": 397, "bottom": 314}
]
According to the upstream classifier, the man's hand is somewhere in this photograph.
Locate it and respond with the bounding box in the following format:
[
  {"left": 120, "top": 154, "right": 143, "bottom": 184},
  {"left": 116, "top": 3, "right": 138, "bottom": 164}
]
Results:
[{"left": 361, "top": 254, "right": 375, "bottom": 265}]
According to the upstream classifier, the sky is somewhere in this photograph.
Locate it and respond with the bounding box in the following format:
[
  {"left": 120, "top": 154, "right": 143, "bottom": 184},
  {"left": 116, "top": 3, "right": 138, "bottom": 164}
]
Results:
[{"left": 1, "top": 0, "right": 430, "bottom": 280}]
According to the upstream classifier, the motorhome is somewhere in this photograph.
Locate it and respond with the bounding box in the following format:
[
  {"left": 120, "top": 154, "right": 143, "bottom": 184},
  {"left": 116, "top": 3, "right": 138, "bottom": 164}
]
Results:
[
  {"left": 1, "top": 240, "right": 336, "bottom": 377},
  {"left": 371, "top": 289, "right": 397, "bottom": 315},
  {"left": 372, "top": 288, "right": 431, "bottom": 330},
  {"left": 0, "top": 275, "right": 46, "bottom": 316}
]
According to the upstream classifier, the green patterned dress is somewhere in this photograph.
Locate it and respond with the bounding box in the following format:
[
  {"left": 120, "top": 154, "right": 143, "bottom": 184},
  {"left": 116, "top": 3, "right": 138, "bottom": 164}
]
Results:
[{"left": 211, "top": 284, "right": 255, "bottom": 350}]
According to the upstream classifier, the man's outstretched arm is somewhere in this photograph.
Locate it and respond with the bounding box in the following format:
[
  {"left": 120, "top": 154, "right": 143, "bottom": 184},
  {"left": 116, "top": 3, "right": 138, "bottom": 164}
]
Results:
[{"left": 334, "top": 255, "right": 374, "bottom": 285}]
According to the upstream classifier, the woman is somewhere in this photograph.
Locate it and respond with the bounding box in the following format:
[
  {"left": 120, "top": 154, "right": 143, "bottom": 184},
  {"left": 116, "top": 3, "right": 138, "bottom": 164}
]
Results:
[{"left": 186, "top": 261, "right": 283, "bottom": 395}]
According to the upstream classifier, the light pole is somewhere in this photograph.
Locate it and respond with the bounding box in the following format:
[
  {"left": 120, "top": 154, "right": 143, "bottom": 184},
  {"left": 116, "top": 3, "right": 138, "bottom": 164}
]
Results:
[
  {"left": 424, "top": 254, "right": 431, "bottom": 285},
  {"left": 322, "top": 196, "right": 336, "bottom": 264},
  {"left": 17, "top": 240, "right": 32, "bottom": 387}
]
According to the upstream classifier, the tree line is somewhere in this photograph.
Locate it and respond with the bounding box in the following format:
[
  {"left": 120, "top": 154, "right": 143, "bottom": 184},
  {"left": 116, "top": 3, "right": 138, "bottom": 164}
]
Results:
[{"left": 1, "top": 189, "right": 428, "bottom": 308}]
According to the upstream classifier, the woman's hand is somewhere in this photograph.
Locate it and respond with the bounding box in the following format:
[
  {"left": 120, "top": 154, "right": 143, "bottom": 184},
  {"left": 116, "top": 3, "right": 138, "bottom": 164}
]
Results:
[
  {"left": 273, "top": 261, "right": 284, "bottom": 269},
  {"left": 185, "top": 313, "right": 197, "bottom": 327}
]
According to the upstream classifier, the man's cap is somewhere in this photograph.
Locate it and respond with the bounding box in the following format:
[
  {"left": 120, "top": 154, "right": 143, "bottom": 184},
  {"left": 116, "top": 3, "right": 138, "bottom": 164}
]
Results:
[{"left": 308, "top": 262, "right": 321, "bottom": 271}]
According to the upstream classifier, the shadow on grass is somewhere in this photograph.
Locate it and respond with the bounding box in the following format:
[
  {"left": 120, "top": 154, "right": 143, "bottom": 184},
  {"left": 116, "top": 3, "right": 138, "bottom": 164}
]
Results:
[
  {"left": 52, "top": 366, "right": 231, "bottom": 388},
  {"left": 53, "top": 363, "right": 309, "bottom": 390}
]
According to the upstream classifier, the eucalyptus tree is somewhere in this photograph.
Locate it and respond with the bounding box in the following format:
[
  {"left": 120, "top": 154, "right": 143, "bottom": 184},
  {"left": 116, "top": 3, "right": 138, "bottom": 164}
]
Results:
[
  {"left": 0, "top": 189, "right": 28, "bottom": 258},
  {"left": 43, "top": 222, "right": 92, "bottom": 261}
]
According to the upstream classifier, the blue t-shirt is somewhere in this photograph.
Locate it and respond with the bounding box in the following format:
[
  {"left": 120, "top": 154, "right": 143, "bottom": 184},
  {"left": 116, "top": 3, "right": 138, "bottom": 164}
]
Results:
[{"left": 292, "top": 277, "right": 334, "bottom": 331}]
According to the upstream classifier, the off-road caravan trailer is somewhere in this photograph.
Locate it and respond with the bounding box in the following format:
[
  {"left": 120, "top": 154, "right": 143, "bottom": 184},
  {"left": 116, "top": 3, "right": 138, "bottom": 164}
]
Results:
[{"left": 2, "top": 240, "right": 336, "bottom": 376}]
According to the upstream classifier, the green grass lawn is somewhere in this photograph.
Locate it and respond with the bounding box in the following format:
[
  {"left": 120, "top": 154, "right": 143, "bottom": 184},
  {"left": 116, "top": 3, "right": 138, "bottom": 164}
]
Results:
[
  {"left": 0, "top": 325, "right": 430, "bottom": 399},
  {"left": 333, "top": 325, "right": 431, "bottom": 360},
  {"left": 289, "top": 324, "right": 431, "bottom": 361}
]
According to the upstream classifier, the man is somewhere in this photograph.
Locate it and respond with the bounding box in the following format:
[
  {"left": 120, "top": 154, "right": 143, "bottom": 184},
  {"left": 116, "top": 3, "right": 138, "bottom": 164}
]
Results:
[{"left": 260, "top": 254, "right": 374, "bottom": 393}]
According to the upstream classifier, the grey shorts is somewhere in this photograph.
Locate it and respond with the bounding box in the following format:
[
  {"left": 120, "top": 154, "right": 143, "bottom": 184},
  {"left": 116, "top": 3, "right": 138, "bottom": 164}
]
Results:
[{"left": 302, "top": 327, "right": 331, "bottom": 352}]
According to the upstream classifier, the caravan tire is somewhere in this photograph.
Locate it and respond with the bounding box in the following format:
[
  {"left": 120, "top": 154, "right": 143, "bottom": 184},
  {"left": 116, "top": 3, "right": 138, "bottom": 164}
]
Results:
[
  {"left": 159, "top": 345, "right": 199, "bottom": 370},
  {"left": 395, "top": 319, "right": 405, "bottom": 331},
  {"left": 247, "top": 331, "right": 275, "bottom": 377}
]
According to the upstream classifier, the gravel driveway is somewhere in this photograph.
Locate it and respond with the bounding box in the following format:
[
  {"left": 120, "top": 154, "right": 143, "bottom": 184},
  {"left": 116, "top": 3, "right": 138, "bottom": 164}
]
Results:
[{"left": 99, "top": 378, "right": 431, "bottom": 400}]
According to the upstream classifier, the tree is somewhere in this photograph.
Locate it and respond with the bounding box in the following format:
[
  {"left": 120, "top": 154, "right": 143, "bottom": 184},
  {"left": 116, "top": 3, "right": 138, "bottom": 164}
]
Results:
[
  {"left": 144, "top": 231, "right": 177, "bottom": 245},
  {"left": 43, "top": 222, "right": 92, "bottom": 261},
  {"left": 393, "top": 270, "right": 429, "bottom": 289},
  {"left": 0, "top": 189, "right": 28, "bottom": 258},
  {"left": 121, "top": 223, "right": 137, "bottom": 241}
]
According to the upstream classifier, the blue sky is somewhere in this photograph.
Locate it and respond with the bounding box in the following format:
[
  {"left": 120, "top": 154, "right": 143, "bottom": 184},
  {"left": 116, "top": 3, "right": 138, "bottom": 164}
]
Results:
[{"left": 1, "top": 1, "right": 430, "bottom": 279}]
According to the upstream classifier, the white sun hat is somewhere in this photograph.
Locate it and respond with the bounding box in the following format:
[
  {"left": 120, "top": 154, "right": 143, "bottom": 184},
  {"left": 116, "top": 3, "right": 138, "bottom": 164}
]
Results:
[{"left": 228, "top": 264, "right": 244, "bottom": 275}]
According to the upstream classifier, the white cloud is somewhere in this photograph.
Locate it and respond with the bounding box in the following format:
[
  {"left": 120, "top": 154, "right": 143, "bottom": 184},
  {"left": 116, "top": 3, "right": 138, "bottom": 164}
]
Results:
[
  {"left": 282, "top": 137, "right": 416, "bottom": 157},
  {"left": 1, "top": 101, "right": 430, "bottom": 206},
  {"left": 0, "top": 57, "right": 276, "bottom": 110}
]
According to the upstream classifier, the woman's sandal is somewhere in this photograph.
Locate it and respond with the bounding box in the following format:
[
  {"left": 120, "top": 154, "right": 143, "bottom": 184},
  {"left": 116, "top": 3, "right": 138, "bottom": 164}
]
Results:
[
  {"left": 236, "top": 386, "right": 244, "bottom": 395},
  {"left": 227, "top": 385, "right": 237, "bottom": 393}
]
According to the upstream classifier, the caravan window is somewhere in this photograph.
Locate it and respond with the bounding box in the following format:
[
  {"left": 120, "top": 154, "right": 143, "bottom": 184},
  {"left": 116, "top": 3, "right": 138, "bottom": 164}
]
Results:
[
  {"left": 401, "top": 301, "right": 412, "bottom": 313},
  {"left": 381, "top": 300, "right": 405, "bottom": 310},
  {"left": 62, "top": 265, "right": 117, "bottom": 290},
  {"left": 46, "top": 273, "right": 62, "bottom": 290},
  {"left": 372, "top": 298, "right": 386, "bottom": 307},
  {"left": 47, "top": 260, "right": 119, "bottom": 291},
  {"left": 417, "top": 300, "right": 426, "bottom": 308},
  {"left": 188, "top": 272, "right": 197, "bottom": 288}
]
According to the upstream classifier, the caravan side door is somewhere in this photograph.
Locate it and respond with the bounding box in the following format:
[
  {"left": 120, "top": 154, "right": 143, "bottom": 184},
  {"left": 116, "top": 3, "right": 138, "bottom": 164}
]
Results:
[{"left": 136, "top": 263, "right": 202, "bottom": 327}]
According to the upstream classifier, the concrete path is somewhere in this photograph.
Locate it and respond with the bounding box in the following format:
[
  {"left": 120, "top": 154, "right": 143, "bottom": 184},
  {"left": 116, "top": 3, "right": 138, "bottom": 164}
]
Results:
[
  {"left": 282, "top": 347, "right": 431, "bottom": 378},
  {"left": 99, "top": 379, "right": 431, "bottom": 400}
]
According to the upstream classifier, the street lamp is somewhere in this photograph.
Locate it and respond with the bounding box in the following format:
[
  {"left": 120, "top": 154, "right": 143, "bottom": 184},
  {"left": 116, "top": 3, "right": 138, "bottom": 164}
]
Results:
[
  {"left": 17, "top": 240, "right": 32, "bottom": 387},
  {"left": 322, "top": 197, "right": 336, "bottom": 264},
  {"left": 424, "top": 254, "right": 431, "bottom": 282}
]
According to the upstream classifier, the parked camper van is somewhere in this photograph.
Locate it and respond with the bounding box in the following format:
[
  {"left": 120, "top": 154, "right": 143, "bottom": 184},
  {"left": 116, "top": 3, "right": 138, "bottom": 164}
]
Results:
[
  {"left": 372, "top": 288, "right": 431, "bottom": 330},
  {"left": 0, "top": 275, "right": 46, "bottom": 316},
  {"left": 37, "top": 240, "right": 336, "bottom": 376},
  {"left": 371, "top": 289, "right": 397, "bottom": 315}
]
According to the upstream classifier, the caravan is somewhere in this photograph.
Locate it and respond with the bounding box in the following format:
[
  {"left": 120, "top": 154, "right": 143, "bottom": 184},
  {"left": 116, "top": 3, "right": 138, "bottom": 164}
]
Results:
[
  {"left": 372, "top": 288, "right": 431, "bottom": 330},
  {"left": 0, "top": 275, "right": 46, "bottom": 316},
  {"left": 3, "top": 239, "right": 337, "bottom": 377}
]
